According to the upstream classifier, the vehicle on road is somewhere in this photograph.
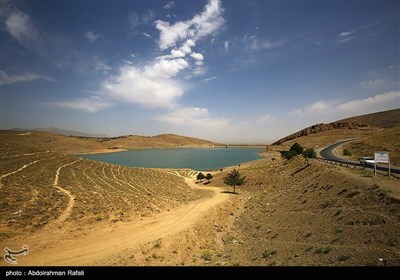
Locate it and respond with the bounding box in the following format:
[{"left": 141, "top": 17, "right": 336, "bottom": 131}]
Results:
[{"left": 359, "top": 157, "right": 377, "bottom": 167}]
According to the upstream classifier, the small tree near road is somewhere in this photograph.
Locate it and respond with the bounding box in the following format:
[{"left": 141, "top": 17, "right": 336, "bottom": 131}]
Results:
[
  {"left": 223, "top": 169, "right": 246, "bottom": 194},
  {"left": 206, "top": 173, "right": 213, "bottom": 183},
  {"left": 302, "top": 148, "right": 317, "bottom": 165},
  {"left": 196, "top": 172, "right": 205, "bottom": 182}
]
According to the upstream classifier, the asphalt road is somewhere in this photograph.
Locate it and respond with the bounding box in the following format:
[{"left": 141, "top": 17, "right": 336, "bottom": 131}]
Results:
[{"left": 319, "top": 139, "right": 400, "bottom": 175}]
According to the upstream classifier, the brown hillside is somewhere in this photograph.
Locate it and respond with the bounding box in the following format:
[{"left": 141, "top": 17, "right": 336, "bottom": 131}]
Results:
[
  {"left": 198, "top": 156, "right": 400, "bottom": 266},
  {"left": 0, "top": 130, "right": 220, "bottom": 154},
  {"left": 343, "top": 126, "right": 400, "bottom": 166},
  {"left": 339, "top": 108, "right": 400, "bottom": 128},
  {"left": 272, "top": 108, "right": 400, "bottom": 145}
]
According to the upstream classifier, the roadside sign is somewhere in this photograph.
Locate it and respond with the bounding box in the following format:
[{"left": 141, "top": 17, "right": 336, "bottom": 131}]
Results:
[
  {"left": 374, "top": 151, "right": 391, "bottom": 177},
  {"left": 375, "top": 151, "right": 389, "bottom": 163}
]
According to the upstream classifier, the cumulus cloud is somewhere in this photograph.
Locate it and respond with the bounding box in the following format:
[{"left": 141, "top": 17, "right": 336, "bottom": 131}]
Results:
[
  {"left": 155, "top": 0, "right": 224, "bottom": 50},
  {"left": 154, "top": 107, "right": 228, "bottom": 128},
  {"left": 0, "top": 70, "right": 41, "bottom": 85},
  {"left": 98, "top": 0, "right": 224, "bottom": 110},
  {"left": 102, "top": 59, "right": 188, "bottom": 109},
  {"left": 287, "top": 91, "right": 400, "bottom": 118},
  {"left": 85, "top": 31, "right": 101, "bottom": 42},
  {"left": 190, "top": 52, "right": 204, "bottom": 61},
  {"left": 56, "top": 96, "right": 113, "bottom": 113}
]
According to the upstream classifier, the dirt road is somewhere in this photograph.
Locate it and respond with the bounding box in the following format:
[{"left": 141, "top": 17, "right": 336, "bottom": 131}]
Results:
[{"left": 10, "top": 177, "right": 230, "bottom": 266}]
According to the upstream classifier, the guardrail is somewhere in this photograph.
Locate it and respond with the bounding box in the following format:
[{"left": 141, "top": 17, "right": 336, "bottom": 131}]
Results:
[{"left": 315, "top": 157, "right": 400, "bottom": 178}]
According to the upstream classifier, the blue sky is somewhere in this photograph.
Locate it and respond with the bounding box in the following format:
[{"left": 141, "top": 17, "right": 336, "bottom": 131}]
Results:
[{"left": 1, "top": 0, "right": 399, "bottom": 144}]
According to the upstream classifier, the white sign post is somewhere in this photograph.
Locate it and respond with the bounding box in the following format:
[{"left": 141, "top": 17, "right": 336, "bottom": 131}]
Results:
[{"left": 374, "top": 151, "right": 390, "bottom": 177}]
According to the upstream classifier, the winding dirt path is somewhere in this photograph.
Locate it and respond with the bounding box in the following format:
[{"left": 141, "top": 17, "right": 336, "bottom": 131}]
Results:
[
  {"left": 1, "top": 160, "right": 40, "bottom": 179},
  {"left": 53, "top": 159, "right": 81, "bottom": 224},
  {"left": 12, "top": 175, "right": 230, "bottom": 266}
]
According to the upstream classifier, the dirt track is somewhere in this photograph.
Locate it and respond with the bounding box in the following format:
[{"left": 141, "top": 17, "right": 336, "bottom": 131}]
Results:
[{"left": 9, "top": 177, "right": 230, "bottom": 266}]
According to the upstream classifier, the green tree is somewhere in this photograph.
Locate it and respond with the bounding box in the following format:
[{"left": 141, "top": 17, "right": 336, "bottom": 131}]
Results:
[
  {"left": 206, "top": 173, "right": 213, "bottom": 182},
  {"left": 223, "top": 169, "right": 246, "bottom": 193},
  {"left": 302, "top": 148, "right": 317, "bottom": 165},
  {"left": 290, "top": 142, "right": 304, "bottom": 155},
  {"left": 196, "top": 172, "right": 205, "bottom": 182},
  {"left": 280, "top": 142, "right": 304, "bottom": 160}
]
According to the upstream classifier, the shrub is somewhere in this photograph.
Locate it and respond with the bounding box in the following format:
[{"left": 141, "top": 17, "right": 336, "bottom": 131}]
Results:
[{"left": 343, "top": 148, "right": 352, "bottom": 156}]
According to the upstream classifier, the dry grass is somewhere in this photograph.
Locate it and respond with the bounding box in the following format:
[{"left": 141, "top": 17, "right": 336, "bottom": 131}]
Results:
[
  {"left": 0, "top": 139, "right": 208, "bottom": 240},
  {"left": 342, "top": 126, "right": 400, "bottom": 166}
]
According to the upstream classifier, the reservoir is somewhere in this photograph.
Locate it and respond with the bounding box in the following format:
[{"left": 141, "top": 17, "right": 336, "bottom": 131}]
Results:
[{"left": 79, "top": 148, "right": 262, "bottom": 170}]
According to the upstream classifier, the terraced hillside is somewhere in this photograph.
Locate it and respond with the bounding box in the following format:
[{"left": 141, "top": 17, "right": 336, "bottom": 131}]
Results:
[{"left": 0, "top": 139, "right": 208, "bottom": 241}]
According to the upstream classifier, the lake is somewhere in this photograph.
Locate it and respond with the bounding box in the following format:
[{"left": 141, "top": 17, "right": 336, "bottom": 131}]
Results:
[{"left": 79, "top": 148, "right": 262, "bottom": 170}]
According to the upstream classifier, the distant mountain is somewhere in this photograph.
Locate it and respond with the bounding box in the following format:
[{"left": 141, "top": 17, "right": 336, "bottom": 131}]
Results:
[
  {"left": 33, "top": 127, "right": 107, "bottom": 138},
  {"left": 272, "top": 108, "right": 400, "bottom": 145}
]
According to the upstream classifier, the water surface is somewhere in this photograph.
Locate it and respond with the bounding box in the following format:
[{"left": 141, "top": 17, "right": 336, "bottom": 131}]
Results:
[{"left": 80, "top": 148, "right": 261, "bottom": 170}]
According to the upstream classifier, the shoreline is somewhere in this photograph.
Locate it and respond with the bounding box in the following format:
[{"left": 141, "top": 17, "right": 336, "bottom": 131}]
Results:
[{"left": 72, "top": 145, "right": 267, "bottom": 155}]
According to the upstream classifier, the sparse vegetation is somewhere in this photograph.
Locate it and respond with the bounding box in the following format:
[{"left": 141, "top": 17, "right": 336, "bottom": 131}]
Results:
[
  {"left": 339, "top": 255, "right": 352, "bottom": 262},
  {"left": 196, "top": 172, "right": 206, "bottom": 182},
  {"left": 223, "top": 169, "right": 247, "bottom": 193},
  {"left": 315, "top": 247, "right": 332, "bottom": 255},
  {"left": 302, "top": 148, "right": 317, "bottom": 165},
  {"left": 262, "top": 249, "right": 277, "bottom": 258},
  {"left": 280, "top": 143, "right": 304, "bottom": 160},
  {"left": 343, "top": 148, "right": 352, "bottom": 156},
  {"left": 200, "top": 250, "right": 213, "bottom": 261},
  {"left": 206, "top": 173, "right": 213, "bottom": 183}
]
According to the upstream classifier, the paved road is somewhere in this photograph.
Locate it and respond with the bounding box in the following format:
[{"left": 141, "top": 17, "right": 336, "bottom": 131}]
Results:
[{"left": 319, "top": 139, "right": 400, "bottom": 175}]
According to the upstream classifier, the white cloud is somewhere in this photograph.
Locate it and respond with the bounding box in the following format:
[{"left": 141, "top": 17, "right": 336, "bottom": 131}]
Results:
[
  {"left": 85, "top": 31, "right": 101, "bottom": 42},
  {"left": 250, "top": 36, "right": 285, "bottom": 51},
  {"left": 56, "top": 96, "right": 113, "bottom": 113},
  {"left": 4, "top": 8, "right": 37, "bottom": 48},
  {"left": 180, "top": 39, "right": 195, "bottom": 54},
  {"left": 154, "top": 107, "right": 228, "bottom": 128},
  {"left": 190, "top": 52, "right": 204, "bottom": 61},
  {"left": 102, "top": 59, "right": 188, "bottom": 109},
  {"left": 142, "top": 32, "right": 152, "bottom": 38},
  {"left": 192, "top": 66, "right": 207, "bottom": 77},
  {"left": 224, "top": 40, "right": 229, "bottom": 52},
  {"left": 1, "top": 70, "right": 39, "bottom": 85},
  {"left": 257, "top": 113, "right": 275, "bottom": 123},
  {"left": 202, "top": 76, "right": 217, "bottom": 83},
  {"left": 358, "top": 79, "right": 384, "bottom": 89},
  {"left": 95, "top": 62, "right": 111, "bottom": 74},
  {"left": 337, "top": 91, "right": 399, "bottom": 113},
  {"left": 288, "top": 91, "right": 400, "bottom": 118},
  {"left": 155, "top": 0, "right": 224, "bottom": 50},
  {"left": 0, "top": 70, "right": 53, "bottom": 85},
  {"left": 163, "top": 1, "right": 175, "bottom": 9},
  {"left": 336, "top": 21, "right": 380, "bottom": 44},
  {"left": 129, "top": 10, "right": 155, "bottom": 29}
]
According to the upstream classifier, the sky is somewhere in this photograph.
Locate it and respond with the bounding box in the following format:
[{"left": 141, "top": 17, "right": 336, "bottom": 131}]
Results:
[{"left": 0, "top": 0, "right": 399, "bottom": 144}]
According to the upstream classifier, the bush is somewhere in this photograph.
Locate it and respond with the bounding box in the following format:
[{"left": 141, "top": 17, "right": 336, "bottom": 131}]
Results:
[
  {"left": 280, "top": 143, "right": 304, "bottom": 160},
  {"left": 343, "top": 149, "right": 352, "bottom": 156}
]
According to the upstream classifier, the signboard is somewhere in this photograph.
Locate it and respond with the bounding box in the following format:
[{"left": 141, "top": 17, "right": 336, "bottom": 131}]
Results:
[{"left": 375, "top": 151, "right": 389, "bottom": 163}]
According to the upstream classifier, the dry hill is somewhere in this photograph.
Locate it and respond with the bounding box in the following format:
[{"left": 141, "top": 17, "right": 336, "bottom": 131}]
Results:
[
  {"left": 0, "top": 130, "right": 220, "bottom": 154},
  {"left": 272, "top": 108, "right": 400, "bottom": 146}
]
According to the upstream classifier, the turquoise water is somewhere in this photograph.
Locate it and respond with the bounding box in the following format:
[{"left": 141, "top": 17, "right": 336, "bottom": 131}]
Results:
[{"left": 79, "top": 148, "right": 261, "bottom": 170}]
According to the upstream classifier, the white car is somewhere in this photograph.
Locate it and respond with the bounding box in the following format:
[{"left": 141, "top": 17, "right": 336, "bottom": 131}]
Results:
[{"left": 359, "top": 157, "right": 377, "bottom": 167}]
